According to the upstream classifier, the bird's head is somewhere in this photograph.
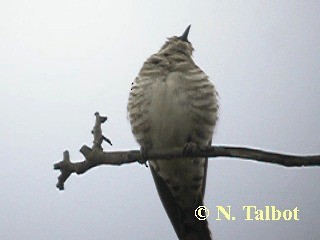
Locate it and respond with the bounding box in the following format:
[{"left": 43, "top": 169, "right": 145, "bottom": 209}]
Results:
[{"left": 159, "top": 25, "right": 194, "bottom": 58}]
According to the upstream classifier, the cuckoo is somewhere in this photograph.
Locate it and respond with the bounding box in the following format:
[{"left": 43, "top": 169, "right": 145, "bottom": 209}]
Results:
[{"left": 127, "top": 25, "right": 218, "bottom": 240}]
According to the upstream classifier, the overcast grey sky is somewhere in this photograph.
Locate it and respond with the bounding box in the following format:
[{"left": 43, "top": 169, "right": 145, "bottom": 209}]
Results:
[{"left": 1, "top": 1, "right": 319, "bottom": 239}]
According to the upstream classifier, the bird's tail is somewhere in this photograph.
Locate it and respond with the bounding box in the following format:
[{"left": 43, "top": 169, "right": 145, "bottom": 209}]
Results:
[
  {"left": 179, "top": 201, "right": 212, "bottom": 240},
  {"left": 150, "top": 165, "right": 212, "bottom": 240}
]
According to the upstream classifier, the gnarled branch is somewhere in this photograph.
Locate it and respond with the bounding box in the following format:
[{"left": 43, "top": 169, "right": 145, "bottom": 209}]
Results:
[{"left": 53, "top": 113, "right": 320, "bottom": 190}]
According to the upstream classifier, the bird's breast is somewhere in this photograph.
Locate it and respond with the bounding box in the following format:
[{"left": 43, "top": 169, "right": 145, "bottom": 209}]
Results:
[{"left": 147, "top": 72, "right": 192, "bottom": 149}]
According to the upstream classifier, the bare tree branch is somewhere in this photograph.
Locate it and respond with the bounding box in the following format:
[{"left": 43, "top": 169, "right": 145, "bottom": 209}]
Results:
[{"left": 53, "top": 113, "right": 320, "bottom": 190}]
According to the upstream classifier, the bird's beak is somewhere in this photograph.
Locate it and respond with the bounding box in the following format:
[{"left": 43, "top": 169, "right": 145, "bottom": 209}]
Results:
[{"left": 179, "top": 25, "right": 191, "bottom": 42}]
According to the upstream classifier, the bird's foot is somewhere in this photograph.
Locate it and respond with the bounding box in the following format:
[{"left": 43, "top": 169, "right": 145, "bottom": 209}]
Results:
[
  {"left": 182, "top": 142, "right": 199, "bottom": 156},
  {"left": 138, "top": 146, "right": 148, "bottom": 167}
]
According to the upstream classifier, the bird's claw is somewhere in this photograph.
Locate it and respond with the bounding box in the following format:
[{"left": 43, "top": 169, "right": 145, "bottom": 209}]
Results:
[
  {"left": 138, "top": 147, "right": 149, "bottom": 167},
  {"left": 182, "top": 142, "right": 199, "bottom": 156}
]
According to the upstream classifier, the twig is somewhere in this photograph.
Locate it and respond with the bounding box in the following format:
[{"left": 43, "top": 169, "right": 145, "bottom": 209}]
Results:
[{"left": 53, "top": 113, "right": 320, "bottom": 190}]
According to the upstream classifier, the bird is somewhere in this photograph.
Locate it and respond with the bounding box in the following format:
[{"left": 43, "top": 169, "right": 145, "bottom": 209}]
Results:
[{"left": 127, "top": 25, "right": 218, "bottom": 240}]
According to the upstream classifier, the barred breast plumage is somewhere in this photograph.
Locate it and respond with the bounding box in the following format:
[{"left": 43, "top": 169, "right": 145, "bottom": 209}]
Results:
[{"left": 127, "top": 25, "right": 218, "bottom": 240}]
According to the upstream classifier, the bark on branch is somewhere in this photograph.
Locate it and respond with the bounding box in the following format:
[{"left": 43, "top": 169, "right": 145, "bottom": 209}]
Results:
[{"left": 53, "top": 113, "right": 320, "bottom": 190}]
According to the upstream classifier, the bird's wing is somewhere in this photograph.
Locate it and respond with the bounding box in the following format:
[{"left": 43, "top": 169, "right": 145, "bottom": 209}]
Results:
[
  {"left": 150, "top": 165, "right": 183, "bottom": 239},
  {"left": 201, "top": 138, "right": 212, "bottom": 199}
]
